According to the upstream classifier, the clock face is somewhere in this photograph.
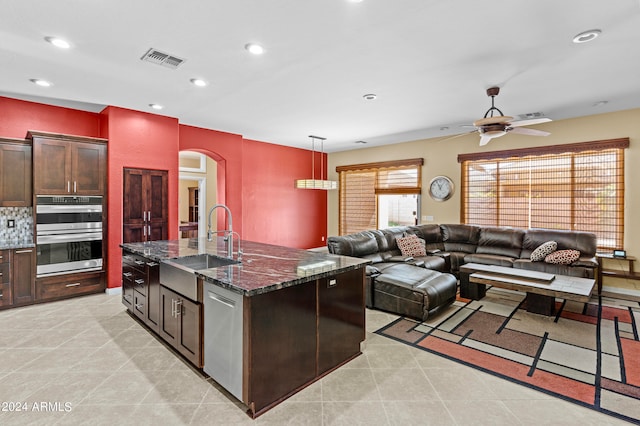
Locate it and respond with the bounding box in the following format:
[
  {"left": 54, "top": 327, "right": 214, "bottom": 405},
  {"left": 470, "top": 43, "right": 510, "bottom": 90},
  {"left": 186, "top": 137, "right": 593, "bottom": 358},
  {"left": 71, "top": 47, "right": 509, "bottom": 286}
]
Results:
[{"left": 429, "top": 176, "right": 454, "bottom": 201}]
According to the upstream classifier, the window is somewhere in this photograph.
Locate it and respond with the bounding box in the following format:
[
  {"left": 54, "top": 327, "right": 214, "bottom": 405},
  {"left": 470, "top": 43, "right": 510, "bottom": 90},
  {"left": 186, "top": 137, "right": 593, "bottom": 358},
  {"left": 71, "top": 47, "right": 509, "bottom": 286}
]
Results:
[
  {"left": 337, "top": 159, "right": 423, "bottom": 235},
  {"left": 458, "top": 138, "right": 629, "bottom": 249}
]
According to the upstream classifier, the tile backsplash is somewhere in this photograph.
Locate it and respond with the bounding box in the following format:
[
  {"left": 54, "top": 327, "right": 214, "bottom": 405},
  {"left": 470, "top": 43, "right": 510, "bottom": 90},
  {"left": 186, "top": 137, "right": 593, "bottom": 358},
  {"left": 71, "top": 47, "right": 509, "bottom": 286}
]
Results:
[{"left": 0, "top": 207, "right": 34, "bottom": 242}]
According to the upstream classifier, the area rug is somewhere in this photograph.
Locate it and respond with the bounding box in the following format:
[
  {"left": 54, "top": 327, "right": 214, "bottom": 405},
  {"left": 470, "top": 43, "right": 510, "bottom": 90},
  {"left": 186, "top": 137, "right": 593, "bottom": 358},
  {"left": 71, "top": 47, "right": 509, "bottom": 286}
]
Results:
[{"left": 375, "top": 287, "right": 640, "bottom": 424}]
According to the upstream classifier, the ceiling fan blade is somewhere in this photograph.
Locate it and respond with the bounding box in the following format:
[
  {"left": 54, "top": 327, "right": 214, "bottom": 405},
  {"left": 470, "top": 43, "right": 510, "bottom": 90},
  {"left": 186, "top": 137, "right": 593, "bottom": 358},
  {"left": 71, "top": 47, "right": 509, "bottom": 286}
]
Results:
[
  {"left": 436, "top": 130, "right": 477, "bottom": 143},
  {"left": 509, "top": 117, "right": 552, "bottom": 127},
  {"left": 508, "top": 127, "right": 550, "bottom": 136},
  {"left": 479, "top": 135, "right": 493, "bottom": 146}
]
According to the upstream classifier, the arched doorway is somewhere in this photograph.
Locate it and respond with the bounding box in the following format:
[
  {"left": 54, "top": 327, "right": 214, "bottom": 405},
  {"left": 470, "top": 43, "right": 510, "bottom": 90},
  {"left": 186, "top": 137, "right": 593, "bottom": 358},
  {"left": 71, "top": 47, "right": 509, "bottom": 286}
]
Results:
[{"left": 178, "top": 151, "right": 219, "bottom": 238}]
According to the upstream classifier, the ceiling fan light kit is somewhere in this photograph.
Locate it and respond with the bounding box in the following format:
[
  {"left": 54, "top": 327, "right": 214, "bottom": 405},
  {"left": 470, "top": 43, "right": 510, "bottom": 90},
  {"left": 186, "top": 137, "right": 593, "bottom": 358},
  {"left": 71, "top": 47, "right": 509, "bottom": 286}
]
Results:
[{"left": 472, "top": 87, "right": 552, "bottom": 146}]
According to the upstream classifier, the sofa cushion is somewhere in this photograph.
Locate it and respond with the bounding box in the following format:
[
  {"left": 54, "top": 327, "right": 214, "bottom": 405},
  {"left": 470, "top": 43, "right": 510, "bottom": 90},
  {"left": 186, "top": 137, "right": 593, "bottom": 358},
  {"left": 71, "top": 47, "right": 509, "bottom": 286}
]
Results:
[
  {"left": 397, "top": 234, "right": 427, "bottom": 257},
  {"left": 475, "top": 227, "right": 524, "bottom": 258},
  {"left": 521, "top": 229, "right": 597, "bottom": 258},
  {"left": 530, "top": 241, "right": 557, "bottom": 262},
  {"left": 545, "top": 249, "right": 580, "bottom": 265},
  {"left": 440, "top": 224, "right": 480, "bottom": 254}
]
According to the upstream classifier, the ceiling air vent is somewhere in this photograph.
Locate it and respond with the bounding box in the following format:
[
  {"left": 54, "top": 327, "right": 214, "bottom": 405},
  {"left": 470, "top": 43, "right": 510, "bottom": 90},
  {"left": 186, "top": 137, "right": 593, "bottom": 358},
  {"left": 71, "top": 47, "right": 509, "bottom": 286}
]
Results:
[{"left": 140, "top": 48, "right": 186, "bottom": 69}]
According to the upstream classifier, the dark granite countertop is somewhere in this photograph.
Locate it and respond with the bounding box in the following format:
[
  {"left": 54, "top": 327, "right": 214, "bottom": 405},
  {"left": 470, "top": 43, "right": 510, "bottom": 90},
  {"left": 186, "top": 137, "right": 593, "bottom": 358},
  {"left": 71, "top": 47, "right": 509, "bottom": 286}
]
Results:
[
  {"left": 121, "top": 238, "right": 369, "bottom": 296},
  {"left": 0, "top": 240, "right": 36, "bottom": 250}
]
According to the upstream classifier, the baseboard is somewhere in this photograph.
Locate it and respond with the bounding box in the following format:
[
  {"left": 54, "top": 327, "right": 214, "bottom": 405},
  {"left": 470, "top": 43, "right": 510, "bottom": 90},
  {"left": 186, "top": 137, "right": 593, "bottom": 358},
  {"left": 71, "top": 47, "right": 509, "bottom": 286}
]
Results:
[{"left": 105, "top": 287, "right": 122, "bottom": 296}]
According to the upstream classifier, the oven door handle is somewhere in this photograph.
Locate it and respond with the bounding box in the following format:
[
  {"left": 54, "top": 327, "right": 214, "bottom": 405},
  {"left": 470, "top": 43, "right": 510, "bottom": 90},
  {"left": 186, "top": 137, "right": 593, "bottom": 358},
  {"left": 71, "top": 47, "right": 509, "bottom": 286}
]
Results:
[
  {"left": 36, "top": 205, "right": 102, "bottom": 214},
  {"left": 37, "top": 232, "right": 103, "bottom": 244}
]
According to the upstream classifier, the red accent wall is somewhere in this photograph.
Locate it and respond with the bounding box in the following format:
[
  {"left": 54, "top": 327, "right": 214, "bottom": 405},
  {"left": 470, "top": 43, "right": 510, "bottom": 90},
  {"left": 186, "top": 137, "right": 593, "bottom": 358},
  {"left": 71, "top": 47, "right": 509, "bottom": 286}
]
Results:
[
  {"left": 242, "top": 139, "right": 328, "bottom": 248},
  {"left": 100, "top": 106, "right": 180, "bottom": 288},
  {"left": 0, "top": 96, "right": 101, "bottom": 138}
]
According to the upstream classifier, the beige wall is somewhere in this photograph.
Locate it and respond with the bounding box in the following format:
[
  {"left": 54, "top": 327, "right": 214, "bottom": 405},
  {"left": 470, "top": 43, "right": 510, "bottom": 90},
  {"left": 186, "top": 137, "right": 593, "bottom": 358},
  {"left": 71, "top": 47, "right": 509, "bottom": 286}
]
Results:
[
  {"left": 328, "top": 108, "right": 640, "bottom": 290},
  {"left": 178, "top": 153, "right": 218, "bottom": 232}
]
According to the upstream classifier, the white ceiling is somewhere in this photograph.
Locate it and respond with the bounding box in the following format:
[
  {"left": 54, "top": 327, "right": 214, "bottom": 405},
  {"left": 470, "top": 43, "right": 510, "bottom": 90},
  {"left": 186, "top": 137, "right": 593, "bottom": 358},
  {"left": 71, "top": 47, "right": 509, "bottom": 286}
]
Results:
[{"left": 2, "top": 0, "right": 640, "bottom": 152}]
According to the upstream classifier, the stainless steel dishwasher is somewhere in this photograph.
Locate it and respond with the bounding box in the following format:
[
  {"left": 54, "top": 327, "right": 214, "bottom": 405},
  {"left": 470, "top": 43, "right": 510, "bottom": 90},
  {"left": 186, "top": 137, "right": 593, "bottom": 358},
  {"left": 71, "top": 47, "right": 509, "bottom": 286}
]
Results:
[{"left": 203, "top": 281, "right": 244, "bottom": 400}]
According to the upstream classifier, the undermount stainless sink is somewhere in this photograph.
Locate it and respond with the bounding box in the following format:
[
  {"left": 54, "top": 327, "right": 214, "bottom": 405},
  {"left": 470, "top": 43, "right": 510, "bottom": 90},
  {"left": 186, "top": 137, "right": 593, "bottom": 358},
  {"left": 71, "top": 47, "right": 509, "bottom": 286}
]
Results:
[{"left": 160, "top": 254, "right": 239, "bottom": 301}]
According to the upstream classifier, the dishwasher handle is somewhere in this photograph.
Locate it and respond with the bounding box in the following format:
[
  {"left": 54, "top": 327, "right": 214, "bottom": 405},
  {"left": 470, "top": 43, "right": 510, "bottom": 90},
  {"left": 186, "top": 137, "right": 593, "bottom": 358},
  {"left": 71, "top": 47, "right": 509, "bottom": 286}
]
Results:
[{"left": 208, "top": 291, "right": 236, "bottom": 309}]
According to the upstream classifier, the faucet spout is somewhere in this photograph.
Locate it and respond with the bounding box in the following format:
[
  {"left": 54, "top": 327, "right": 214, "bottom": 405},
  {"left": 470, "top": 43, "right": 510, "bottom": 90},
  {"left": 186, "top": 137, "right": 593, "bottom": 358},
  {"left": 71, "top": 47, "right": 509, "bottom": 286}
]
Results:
[{"left": 206, "top": 204, "right": 234, "bottom": 259}]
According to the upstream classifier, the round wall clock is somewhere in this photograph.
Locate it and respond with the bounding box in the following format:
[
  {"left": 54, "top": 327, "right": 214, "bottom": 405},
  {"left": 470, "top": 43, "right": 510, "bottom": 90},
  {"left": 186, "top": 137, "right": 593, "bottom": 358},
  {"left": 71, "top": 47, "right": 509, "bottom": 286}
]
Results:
[{"left": 428, "top": 175, "right": 454, "bottom": 201}]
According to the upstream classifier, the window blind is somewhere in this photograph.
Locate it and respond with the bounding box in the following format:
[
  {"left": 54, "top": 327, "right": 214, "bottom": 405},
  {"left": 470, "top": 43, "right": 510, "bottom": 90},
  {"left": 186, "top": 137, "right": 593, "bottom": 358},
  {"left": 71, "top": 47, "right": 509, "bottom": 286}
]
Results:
[
  {"left": 337, "top": 158, "right": 423, "bottom": 235},
  {"left": 459, "top": 138, "right": 628, "bottom": 249}
]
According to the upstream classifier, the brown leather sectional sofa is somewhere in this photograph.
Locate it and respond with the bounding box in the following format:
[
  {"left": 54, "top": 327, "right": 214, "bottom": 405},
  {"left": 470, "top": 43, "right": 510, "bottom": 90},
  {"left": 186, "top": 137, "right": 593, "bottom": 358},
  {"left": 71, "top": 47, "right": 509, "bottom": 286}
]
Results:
[{"left": 327, "top": 224, "right": 598, "bottom": 320}]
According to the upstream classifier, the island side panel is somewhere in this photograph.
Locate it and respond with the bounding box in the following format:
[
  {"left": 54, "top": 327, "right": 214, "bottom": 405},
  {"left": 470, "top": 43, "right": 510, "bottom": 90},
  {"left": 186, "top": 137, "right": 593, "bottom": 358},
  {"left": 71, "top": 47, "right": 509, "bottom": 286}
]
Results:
[
  {"left": 245, "top": 280, "right": 317, "bottom": 416},
  {"left": 317, "top": 267, "right": 366, "bottom": 375}
]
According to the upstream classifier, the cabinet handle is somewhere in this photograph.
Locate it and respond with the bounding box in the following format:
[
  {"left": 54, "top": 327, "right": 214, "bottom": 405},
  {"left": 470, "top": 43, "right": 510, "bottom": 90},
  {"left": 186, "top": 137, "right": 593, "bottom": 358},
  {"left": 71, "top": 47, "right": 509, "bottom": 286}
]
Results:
[
  {"left": 134, "top": 260, "right": 145, "bottom": 265},
  {"left": 74, "top": 181, "right": 77, "bottom": 193},
  {"left": 143, "top": 225, "right": 147, "bottom": 237},
  {"left": 148, "top": 225, "right": 151, "bottom": 236},
  {"left": 171, "top": 299, "right": 176, "bottom": 317},
  {"left": 124, "top": 294, "right": 132, "bottom": 302},
  {"left": 175, "top": 300, "right": 182, "bottom": 317},
  {"left": 66, "top": 283, "right": 81, "bottom": 287},
  {"left": 146, "top": 262, "right": 158, "bottom": 267},
  {"left": 67, "top": 181, "right": 71, "bottom": 193},
  {"left": 134, "top": 279, "right": 145, "bottom": 285},
  {"left": 143, "top": 211, "right": 147, "bottom": 222},
  {"left": 15, "top": 249, "right": 33, "bottom": 254},
  {"left": 148, "top": 211, "right": 151, "bottom": 221},
  {"left": 135, "top": 303, "right": 143, "bottom": 310},
  {"left": 123, "top": 272, "right": 133, "bottom": 278},
  {"left": 328, "top": 279, "right": 337, "bottom": 288}
]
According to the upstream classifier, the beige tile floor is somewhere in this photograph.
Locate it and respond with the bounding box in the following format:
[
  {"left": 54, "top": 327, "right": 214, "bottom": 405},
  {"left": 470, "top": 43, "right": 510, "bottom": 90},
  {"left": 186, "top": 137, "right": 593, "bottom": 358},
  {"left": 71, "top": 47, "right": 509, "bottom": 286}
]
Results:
[{"left": 0, "top": 293, "right": 630, "bottom": 425}]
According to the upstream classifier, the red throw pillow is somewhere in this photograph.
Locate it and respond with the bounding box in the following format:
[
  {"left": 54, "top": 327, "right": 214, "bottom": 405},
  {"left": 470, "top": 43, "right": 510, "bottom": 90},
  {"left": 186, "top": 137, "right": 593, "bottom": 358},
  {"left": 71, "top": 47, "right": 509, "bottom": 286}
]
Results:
[
  {"left": 544, "top": 249, "right": 580, "bottom": 265},
  {"left": 396, "top": 234, "right": 426, "bottom": 257}
]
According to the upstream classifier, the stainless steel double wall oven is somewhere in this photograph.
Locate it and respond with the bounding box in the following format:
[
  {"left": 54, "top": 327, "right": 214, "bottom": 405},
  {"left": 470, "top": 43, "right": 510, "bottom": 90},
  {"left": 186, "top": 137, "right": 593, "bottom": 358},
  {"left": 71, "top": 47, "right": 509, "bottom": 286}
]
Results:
[{"left": 36, "top": 195, "right": 103, "bottom": 277}]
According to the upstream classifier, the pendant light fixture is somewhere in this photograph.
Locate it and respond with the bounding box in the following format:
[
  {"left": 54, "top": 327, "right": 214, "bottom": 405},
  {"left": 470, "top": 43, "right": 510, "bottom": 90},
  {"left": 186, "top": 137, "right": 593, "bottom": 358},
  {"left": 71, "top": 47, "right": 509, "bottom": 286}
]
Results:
[{"left": 295, "top": 135, "right": 337, "bottom": 190}]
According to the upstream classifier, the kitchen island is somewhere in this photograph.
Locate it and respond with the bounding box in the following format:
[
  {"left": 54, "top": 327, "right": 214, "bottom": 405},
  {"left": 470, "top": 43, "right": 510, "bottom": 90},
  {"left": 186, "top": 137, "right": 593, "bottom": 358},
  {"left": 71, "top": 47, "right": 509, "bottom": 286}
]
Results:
[{"left": 121, "top": 237, "right": 368, "bottom": 418}]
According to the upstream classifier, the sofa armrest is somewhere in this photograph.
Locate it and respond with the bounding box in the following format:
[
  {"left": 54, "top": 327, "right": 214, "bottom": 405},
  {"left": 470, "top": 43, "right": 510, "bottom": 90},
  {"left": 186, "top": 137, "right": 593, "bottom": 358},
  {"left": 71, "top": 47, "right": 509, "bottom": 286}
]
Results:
[
  {"left": 572, "top": 256, "right": 598, "bottom": 268},
  {"left": 388, "top": 255, "right": 415, "bottom": 262}
]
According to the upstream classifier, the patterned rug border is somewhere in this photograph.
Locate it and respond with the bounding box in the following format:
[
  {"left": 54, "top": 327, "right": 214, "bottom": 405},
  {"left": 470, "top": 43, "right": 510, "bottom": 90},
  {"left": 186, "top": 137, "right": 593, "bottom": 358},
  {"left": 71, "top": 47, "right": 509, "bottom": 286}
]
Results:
[{"left": 374, "top": 291, "right": 640, "bottom": 425}]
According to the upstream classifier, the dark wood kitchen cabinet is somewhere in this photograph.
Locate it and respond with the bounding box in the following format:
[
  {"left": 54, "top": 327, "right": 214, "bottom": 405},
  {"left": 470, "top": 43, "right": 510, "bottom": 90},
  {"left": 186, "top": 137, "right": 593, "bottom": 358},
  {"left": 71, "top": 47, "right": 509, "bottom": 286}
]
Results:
[
  {"left": 0, "top": 250, "right": 11, "bottom": 307},
  {"left": 10, "top": 248, "right": 36, "bottom": 306},
  {"left": 0, "top": 138, "right": 32, "bottom": 207},
  {"left": 159, "top": 285, "right": 202, "bottom": 367},
  {"left": 30, "top": 131, "right": 107, "bottom": 195},
  {"left": 122, "top": 252, "right": 160, "bottom": 332},
  {"left": 123, "top": 168, "right": 168, "bottom": 243}
]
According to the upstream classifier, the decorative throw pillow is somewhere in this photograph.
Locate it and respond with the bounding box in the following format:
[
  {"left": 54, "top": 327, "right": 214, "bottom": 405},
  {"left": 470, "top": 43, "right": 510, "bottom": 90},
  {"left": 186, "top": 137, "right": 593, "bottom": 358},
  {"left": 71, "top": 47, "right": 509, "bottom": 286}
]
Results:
[
  {"left": 530, "top": 241, "right": 557, "bottom": 262},
  {"left": 544, "top": 249, "right": 580, "bottom": 265},
  {"left": 396, "top": 234, "right": 426, "bottom": 257}
]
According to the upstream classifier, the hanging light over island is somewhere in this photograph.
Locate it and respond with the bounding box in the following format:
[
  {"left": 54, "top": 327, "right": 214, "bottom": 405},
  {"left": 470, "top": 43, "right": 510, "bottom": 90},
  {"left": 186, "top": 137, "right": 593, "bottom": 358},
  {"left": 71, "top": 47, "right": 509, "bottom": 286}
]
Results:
[{"left": 295, "top": 135, "right": 337, "bottom": 190}]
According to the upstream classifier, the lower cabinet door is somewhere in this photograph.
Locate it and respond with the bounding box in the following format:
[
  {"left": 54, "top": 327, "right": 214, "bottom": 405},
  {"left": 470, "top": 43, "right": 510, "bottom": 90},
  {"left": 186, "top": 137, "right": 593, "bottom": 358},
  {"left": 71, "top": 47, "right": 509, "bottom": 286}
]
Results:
[
  {"left": 177, "top": 296, "right": 202, "bottom": 367},
  {"left": 145, "top": 262, "right": 160, "bottom": 331},
  {"left": 12, "top": 248, "right": 35, "bottom": 305},
  {"left": 318, "top": 268, "right": 365, "bottom": 374},
  {"left": 133, "top": 290, "right": 146, "bottom": 321},
  {"left": 159, "top": 286, "right": 179, "bottom": 347}
]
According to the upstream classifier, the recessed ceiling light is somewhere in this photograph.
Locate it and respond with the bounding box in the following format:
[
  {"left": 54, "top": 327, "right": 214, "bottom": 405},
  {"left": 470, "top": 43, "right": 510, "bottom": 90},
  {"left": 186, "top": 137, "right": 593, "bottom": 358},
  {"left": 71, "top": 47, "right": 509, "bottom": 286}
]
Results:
[
  {"left": 30, "top": 78, "right": 52, "bottom": 87},
  {"left": 355, "top": 140, "right": 367, "bottom": 144},
  {"left": 593, "top": 100, "right": 608, "bottom": 107},
  {"left": 363, "top": 93, "right": 377, "bottom": 100},
  {"left": 440, "top": 126, "right": 449, "bottom": 131},
  {"left": 190, "top": 78, "right": 208, "bottom": 87},
  {"left": 149, "top": 103, "right": 163, "bottom": 110},
  {"left": 573, "top": 29, "right": 601, "bottom": 44},
  {"left": 245, "top": 43, "right": 265, "bottom": 55},
  {"left": 45, "top": 36, "right": 71, "bottom": 49}
]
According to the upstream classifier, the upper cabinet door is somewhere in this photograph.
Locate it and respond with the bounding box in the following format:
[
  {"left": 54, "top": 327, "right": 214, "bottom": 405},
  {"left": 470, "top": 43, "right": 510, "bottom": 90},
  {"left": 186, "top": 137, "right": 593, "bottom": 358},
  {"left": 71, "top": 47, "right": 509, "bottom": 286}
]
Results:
[
  {"left": 33, "top": 138, "right": 71, "bottom": 195},
  {"left": 72, "top": 142, "right": 106, "bottom": 195},
  {"left": 31, "top": 132, "right": 107, "bottom": 196},
  {"left": 0, "top": 140, "right": 32, "bottom": 207}
]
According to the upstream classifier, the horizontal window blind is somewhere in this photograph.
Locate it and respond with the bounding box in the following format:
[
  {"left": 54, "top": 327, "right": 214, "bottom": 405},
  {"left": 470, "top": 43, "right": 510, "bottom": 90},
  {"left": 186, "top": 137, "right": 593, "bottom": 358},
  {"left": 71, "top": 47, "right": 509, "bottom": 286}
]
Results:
[
  {"left": 338, "top": 159, "right": 423, "bottom": 235},
  {"left": 459, "top": 139, "right": 628, "bottom": 249}
]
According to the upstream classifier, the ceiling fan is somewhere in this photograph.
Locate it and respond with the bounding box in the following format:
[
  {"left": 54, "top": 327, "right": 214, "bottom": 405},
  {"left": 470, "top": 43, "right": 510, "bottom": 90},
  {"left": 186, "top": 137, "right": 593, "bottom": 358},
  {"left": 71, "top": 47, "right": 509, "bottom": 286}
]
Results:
[{"left": 472, "top": 87, "right": 551, "bottom": 146}]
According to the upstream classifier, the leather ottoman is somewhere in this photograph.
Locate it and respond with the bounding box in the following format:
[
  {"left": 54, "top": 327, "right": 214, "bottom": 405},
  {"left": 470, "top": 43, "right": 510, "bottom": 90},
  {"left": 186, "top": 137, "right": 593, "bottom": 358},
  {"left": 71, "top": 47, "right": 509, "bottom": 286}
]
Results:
[{"left": 371, "top": 264, "right": 457, "bottom": 321}]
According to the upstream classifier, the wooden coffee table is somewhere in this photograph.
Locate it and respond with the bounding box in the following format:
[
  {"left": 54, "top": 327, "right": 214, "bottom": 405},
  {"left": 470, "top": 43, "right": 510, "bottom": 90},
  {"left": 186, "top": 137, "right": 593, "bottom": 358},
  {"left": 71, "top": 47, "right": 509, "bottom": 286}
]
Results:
[{"left": 460, "top": 263, "right": 596, "bottom": 316}]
